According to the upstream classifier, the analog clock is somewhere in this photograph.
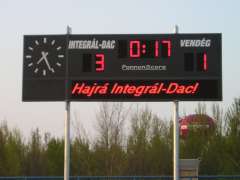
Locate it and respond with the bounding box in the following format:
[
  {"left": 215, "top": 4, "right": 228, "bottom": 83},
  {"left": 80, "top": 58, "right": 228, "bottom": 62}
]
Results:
[{"left": 24, "top": 36, "right": 66, "bottom": 77}]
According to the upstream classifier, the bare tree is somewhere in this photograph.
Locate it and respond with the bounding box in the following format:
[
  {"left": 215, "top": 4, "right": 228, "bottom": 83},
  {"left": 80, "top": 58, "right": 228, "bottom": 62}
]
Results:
[
  {"left": 95, "top": 102, "right": 129, "bottom": 148},
  {"left": 72, "top": 110, "right": 89, "bottom": 145},
  {"left": 94, "top": 102, "right": 130, "bottom": 175},
  {"left": 195, "top": 102, "right": 207, "bottom": 114},
  {"left": 211, "top": 103, "right": 224, "bottom": 135}
]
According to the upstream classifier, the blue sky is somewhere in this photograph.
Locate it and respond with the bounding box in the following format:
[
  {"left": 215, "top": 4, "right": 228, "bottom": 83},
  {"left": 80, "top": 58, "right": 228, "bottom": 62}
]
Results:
[{"left": 0, "top": 0, "right": 239, "bottom": 138}]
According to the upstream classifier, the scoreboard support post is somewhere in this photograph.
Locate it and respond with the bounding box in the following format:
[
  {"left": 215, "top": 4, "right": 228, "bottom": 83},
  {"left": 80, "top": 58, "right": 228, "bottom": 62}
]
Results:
[
  {"left": 64, "top": 26, "right": 72, "bottom": 180},
  {"left": 173, "top": 100, "right": 180, "bottom": 180},
  {"left": 173, "top": 25, "right": 180, "bottom": 180},
  {"left": 64, "top": 101, "right": 70, "bottom": 180}
]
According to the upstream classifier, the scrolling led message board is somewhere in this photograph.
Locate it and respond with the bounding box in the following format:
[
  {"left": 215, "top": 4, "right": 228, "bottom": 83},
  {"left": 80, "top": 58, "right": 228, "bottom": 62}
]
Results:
[{"left": 22, "top": 34, "right": 222, "bottom": 101}]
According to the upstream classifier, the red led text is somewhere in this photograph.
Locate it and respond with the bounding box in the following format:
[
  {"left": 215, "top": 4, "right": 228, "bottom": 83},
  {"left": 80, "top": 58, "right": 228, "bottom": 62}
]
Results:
[{"left": 72, "top": 82, "right": 199, "bottom": 97}]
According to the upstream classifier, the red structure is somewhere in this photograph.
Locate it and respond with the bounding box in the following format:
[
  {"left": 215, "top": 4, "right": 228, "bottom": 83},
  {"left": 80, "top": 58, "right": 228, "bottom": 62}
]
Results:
[{"left": 179, "top": 114, "right": 215, "bottom": 137}]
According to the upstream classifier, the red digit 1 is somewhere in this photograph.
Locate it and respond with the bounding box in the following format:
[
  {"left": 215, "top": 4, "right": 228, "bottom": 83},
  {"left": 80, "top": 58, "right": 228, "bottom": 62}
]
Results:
[
  {"left": 203, "top": 53, "right": 207, "bottom": 71},
  {"left": 155, "top": 40, "right": 159, "bottom": 57},
  {"left": 95, "top": 54, "right": 104, "bottom": 72},
  {"left": 162, "top": 40, "right": 171, "bottom": 57},
  {"left": 130, "top": 40, "right": 140, "bottom": 58}
]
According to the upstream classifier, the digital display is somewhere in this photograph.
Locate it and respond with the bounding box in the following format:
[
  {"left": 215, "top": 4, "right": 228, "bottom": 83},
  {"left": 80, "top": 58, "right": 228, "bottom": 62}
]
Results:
[
  {"left": 70, "top": 80, "right": 219, "bottom": 101},
  {"left": 118, "top": 40, "right": 171, "bottom": 58},
  {"left": 22, "top": 33, "right": 222, "bottom": 101}
]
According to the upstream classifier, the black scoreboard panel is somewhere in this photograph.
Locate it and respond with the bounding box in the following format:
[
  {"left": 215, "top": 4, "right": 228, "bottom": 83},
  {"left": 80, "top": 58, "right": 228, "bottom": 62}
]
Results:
[
  {"left": 67, "top": 34, "right": 222, "bottom": 101},
  {"left": 22, "top": 33, "right": 222, "bottom": 101}
]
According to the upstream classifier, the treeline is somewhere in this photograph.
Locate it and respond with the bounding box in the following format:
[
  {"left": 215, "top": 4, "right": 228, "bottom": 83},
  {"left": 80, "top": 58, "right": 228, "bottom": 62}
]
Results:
[{"left": 0, "top": 98, "right": 240, "bottom": 176}]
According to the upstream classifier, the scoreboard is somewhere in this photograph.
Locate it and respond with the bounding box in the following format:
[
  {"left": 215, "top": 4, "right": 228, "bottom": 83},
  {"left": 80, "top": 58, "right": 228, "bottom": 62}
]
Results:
[{"left": 22, "top": 33, "right": 222, "bottom": 101}]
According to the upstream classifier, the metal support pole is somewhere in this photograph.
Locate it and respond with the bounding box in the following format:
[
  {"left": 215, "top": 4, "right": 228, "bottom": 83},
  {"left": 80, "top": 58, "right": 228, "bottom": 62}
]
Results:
[
  {"left": 173, "top": 25, "right": 179, "bottom": 180},
  {"left": 64, "top": 101, "right": 70, "bottom": 180},
  {"left": 64, "top": 26, "right": 71, "bottom": 180},
  {"left": 173, "top": 100, "right": 179, "bottom": 180}
]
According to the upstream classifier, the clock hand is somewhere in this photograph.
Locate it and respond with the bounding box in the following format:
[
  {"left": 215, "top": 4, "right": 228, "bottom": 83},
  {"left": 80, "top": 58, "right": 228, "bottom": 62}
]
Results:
[
  {"left": 41, "top": 52, "right": 54, "bottom": 72},
  {"left": 37, "top": 57, "right": 44, "bottom": 64},
  {"left": 37, "top": 51, "right": 48, "bottom": 64}
]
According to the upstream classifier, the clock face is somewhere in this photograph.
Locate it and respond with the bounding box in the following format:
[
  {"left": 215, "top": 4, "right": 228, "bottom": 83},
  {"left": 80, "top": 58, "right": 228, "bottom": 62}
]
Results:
[{"left": 24, "top": 35, "right": 66, "bottom": 78}]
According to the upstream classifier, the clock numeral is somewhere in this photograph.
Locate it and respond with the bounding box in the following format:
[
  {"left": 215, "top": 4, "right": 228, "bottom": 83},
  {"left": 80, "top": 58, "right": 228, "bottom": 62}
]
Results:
[
  {"left": 51, "top": 40, "right": 55, "bottom": 45},
  {"left": 57, "top": 46, "right": 62, "bottom": 51},
  {"left": 34, "top": 68, "right": 39, "bottom": 73},
  {"left": 58, "top": 55, "right": 64, "bottom": 58},
  {"left": 28, "top": 63, "right": 33, "bottom": 67},
  {"left": 35, "top": 40, "right": 39, "bottom": 45},
  {"left": 26, "top": 55, "right": 32, "bottom": 59},
  {"left": 56, "top": 62, "right": 62, "bottom": 67},
  {"left": 43, "top": 38, "right": 47, "bottom": 44},
  {"left": 28, "top": 46, "right": 33, "bottom": 51},
  {"left": 43, "top": 69, "right": 46, "bottom": 76}
]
